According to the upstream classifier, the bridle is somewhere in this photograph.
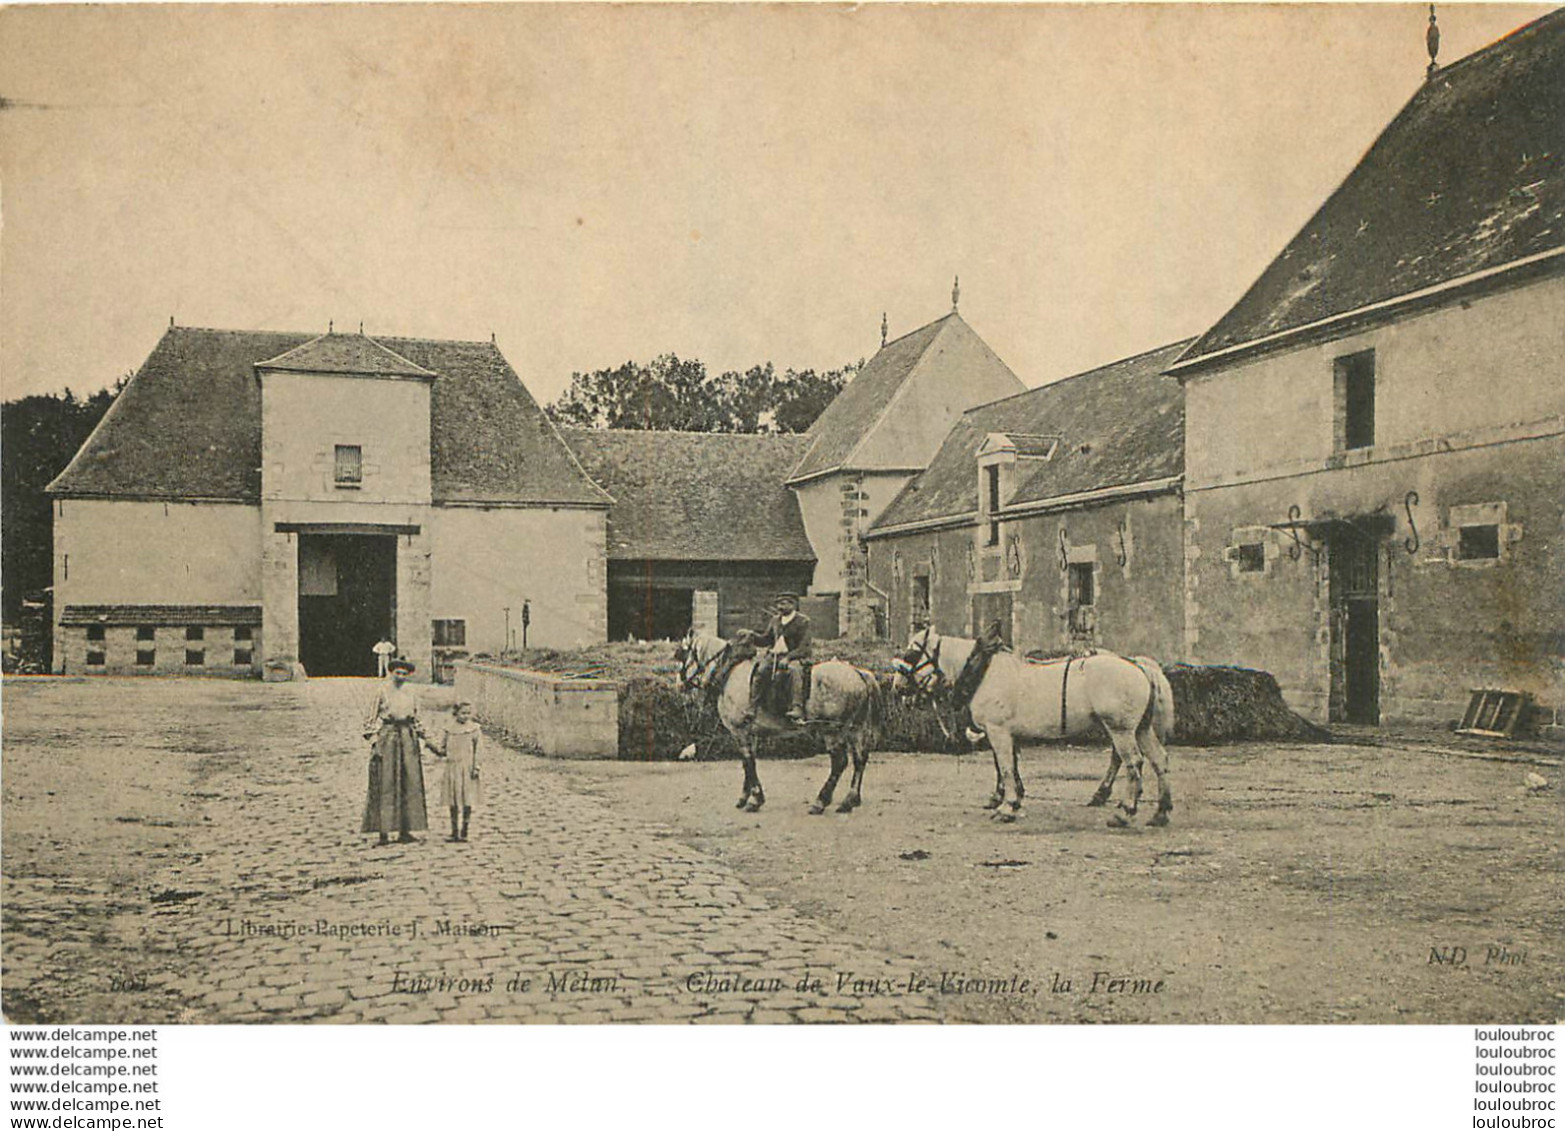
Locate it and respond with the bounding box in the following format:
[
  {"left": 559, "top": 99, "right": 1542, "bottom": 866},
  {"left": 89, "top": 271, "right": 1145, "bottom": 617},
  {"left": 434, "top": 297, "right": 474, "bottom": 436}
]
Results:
[
  {"left": 677, "top": 631, "right": 729, "bottom": 692},
  {"left": 893, "top": 626, "right": 945, "bottom": 701}
]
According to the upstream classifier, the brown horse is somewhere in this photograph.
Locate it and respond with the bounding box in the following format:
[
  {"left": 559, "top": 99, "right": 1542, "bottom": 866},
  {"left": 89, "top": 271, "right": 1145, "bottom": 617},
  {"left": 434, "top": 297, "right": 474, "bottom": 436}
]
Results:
[
  {"left": 893, "top": 625, "right": 1175, "bottom": 826},
  {"left": 675, "top": 629, "right": 883, "bottom": 815}
]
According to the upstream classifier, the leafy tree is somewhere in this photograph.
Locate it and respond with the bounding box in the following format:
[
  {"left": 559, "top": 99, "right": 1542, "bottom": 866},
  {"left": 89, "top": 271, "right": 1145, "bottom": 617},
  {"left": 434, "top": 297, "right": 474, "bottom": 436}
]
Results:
[
  {"left": 1, "top": 379, "right": 124, "bottom": 622},
  {"left": 549, "top": 355, "right": 858, "bottom": 433}
]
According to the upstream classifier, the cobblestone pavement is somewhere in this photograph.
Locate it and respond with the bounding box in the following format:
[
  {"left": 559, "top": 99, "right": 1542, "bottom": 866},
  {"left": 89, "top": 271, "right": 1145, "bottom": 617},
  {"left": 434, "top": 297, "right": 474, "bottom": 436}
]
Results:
[{"left": 2, "top": 678, "right": 943, "bottom": 1024}]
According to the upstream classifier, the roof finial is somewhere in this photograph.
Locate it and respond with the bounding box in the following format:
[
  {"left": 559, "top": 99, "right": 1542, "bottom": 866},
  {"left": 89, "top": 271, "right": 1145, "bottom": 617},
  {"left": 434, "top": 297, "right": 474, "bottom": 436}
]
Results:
[
  {"left": 951, "top": 275, "right": 960, "bottom": 312},
  {"left": 1426, "top": 5, "right": 1440, "bottom": 78},
  {"left": 328, "top": 319, "right": 334, "bottom": 334},
  {"left": 490, "top": 331, "right": 496, "bottom": 345},
  {"left": 358, "top": 320, "right": 364, "bottom": 334},
  {"left": 880, "top": 312, "right": 888, "bottom": 348},
  {"left": 169, "top": 315, "right": 175, "bottom": 328}
]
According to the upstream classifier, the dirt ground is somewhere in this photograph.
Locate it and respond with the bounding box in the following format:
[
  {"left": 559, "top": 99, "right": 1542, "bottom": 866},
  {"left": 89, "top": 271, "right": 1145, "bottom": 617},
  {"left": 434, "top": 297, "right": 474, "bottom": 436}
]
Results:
[{"left": 544, "top": 739, "right": 1564, "bottom": 1024}]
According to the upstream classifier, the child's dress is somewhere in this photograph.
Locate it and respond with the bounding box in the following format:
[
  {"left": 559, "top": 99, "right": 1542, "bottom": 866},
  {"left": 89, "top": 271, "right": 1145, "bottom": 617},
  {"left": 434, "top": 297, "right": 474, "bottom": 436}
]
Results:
[{"left": 439, "top": 719, "right": 484, "bottom": 810}]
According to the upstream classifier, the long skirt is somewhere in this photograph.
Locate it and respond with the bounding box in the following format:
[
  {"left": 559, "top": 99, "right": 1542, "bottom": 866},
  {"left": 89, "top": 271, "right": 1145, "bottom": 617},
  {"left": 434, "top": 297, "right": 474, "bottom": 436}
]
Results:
[{"left": 361, "top": 721, "right": 428, "bottom": 833}]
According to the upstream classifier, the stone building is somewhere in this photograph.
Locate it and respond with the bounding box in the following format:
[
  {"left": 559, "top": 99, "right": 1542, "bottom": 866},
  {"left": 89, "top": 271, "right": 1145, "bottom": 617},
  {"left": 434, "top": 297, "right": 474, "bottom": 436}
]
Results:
[
  {"left": 785, "top": 298, "right": 1026, "bottom": 637},
  {"left": 1169, "top": 10, "right": 1565, "bottom": 726},
  {"left": 561, "top": 428, "right": 815, "bottom": 640},
  {"left": 865, "top": 340, "right": 1188, "bottom": 659},
  {"left": 47, "top": 326, "right": 611, "bottom": 677}
]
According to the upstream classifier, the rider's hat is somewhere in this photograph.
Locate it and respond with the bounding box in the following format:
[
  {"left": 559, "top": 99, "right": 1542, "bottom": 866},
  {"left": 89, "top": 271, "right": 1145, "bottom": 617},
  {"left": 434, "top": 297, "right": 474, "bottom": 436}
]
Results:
[{"left": 772, "top": 591, "right": 801, "bottom": 602}]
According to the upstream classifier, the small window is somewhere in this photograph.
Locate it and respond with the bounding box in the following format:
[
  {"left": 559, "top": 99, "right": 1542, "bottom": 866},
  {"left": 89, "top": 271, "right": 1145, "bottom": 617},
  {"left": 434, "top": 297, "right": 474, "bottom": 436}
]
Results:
[
  {"left": 136, "top": 626, "right": 156, "bottom": 641},
  {"left": 86, "top": 625, "right": 106, "bottom": 642},
  {"left": 433, "top": 619, "right": 467, "bottom": 648},
  {"left": 1068, "top": 562, "right": 1095, "bottom": 608},
  {"left": 1236, "top": 543, "right": 1266, "bottom": 573},
  {"left": 1457, "top": 525, "right": 1500, "bottom": 561},
  {"left": 185, "top": 649, "right": 204, "bottom": 666},
  {"left": 911, "top": 574, "right": 931, "bottom": 628},
  {"left": 186, "top": 626, "right": 204, "bottom": 641},
  {"left": 334, "top": 444, "right": 363, "bottom": 485},
  {"left": 1335, "top": 350, "right": 1375, "bottom": 451},
  {"left": 234, "top": 648, "right": 253, "bottom": 667},
  {"left": 86, "top": 650, "right": 106, "bottom": 667},
  {"left": 234, "top": 626, "right": 253, "bottom": 641},
  {"left": 985, "top": 465, "right": 1002, "bottom": 547},
  {"left": 136, "top": 649, "right": 155, "bottom": 667}
]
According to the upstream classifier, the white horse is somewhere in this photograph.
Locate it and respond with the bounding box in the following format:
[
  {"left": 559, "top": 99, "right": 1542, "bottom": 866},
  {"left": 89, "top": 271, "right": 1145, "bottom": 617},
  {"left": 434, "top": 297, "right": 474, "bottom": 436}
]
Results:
[
  {"left": 893, "top": 625, "right": 1175, "bottom": 826},
  {"left": 674, "top": 629, "right": 883, "bottom": 815}
]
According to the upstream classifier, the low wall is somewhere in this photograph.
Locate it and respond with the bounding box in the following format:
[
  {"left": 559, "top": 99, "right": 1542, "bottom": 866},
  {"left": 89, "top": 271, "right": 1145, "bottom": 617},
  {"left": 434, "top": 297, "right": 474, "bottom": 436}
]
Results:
[{"left": 453, "top": 661, "right": 618, "bottom": 758}]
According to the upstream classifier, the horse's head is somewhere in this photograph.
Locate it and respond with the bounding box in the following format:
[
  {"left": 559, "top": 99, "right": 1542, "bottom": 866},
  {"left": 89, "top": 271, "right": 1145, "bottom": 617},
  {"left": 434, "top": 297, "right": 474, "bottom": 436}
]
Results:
[
  {"left": 672, "top": 627, "right": 695, "bottom": 665},
  {"left": 892, "top": 623, "right": 943, "bottom": 699},
  {"left": 675, "top": 629, "right": 726, "bottom": 691}
]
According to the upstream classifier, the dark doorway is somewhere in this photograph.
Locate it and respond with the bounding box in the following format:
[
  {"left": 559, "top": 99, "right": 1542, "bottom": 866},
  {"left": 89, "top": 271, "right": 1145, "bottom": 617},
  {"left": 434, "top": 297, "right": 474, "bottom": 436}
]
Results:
[
  {"left": 971, "top": 591, "right": 1013, "bottom": 647},
  {"left": 1329, "top": 534, "right": 1380, "bottom": 724},
  {"left": 608, "top": 582, "right": 693, "bottom": 642},
  {"left": 298, "top": 534, "right": 396, "bottom": 676}
]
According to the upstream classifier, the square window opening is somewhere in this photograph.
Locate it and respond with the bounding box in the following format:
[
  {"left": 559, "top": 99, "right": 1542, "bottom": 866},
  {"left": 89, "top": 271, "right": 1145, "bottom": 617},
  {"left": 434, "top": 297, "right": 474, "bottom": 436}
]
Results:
[
  {"left": 136, "top": 649, "right": 155, "bottom": 667},
  {"left": 233, "top": 626, "right": 253, "bottom": 641},
  {"left": 185, "top": 649, "right": 205, "bottom": 666},
  {"left": 334, "top": 444, "right": 363, "bottom": 486},
  {"left": 136, "top": 626, "right": 156, "bottom": 641},
  {"left": 234, "top": 648, "right": 253, "bottom": 666},
  {"left": 86, "top": 625, "right": 106, "bottom": 642},
  {"left": 1237, "top": 543, "right": 1266, "bottom": 573},
  {"left": 433, "top": 619, "right": 467, "bottom": 648},
  {"left": 186, "top": 626, "right": 204, "bottom": 641},
  {"left": 86, "top": 650, "right": 106, "bottom": 667},
  {"left": 1458, "top": 524, "right": 1500, "bottom": 561}
]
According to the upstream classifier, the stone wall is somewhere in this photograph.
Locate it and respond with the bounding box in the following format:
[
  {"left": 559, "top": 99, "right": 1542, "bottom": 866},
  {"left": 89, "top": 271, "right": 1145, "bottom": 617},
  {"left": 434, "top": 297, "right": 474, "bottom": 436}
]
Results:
[{"left": 454, "top": 661, "right": 618, "bottom": 758}]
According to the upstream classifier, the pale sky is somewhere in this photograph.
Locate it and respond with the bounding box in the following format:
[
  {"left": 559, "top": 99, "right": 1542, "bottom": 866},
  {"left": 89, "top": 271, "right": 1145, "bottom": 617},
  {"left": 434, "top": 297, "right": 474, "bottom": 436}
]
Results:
[{"left": 0, "top": 3, "right": 1552, "bottom": 404}]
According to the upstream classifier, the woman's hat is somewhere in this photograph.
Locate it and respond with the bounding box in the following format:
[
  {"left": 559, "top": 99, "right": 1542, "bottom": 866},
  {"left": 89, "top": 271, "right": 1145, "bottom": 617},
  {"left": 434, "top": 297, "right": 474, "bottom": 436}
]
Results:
[{"left": 388, "top": 657, "right": 415, "bottom": 674}]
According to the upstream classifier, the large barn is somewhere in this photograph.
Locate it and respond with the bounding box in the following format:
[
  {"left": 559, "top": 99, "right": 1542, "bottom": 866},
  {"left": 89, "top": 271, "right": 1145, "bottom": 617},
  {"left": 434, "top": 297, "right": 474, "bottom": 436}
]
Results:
[
  {"left": 1170, "top": 9, "right": 1565, "bottom": 726},
  {"left": 46, "top": 326, "right": 611, "bottom": 677}
]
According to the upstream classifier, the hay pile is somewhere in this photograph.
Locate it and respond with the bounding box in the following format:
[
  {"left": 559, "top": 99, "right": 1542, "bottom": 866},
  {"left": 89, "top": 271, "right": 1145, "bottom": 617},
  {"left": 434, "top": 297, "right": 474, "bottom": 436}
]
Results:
[{"left": 1163, "top": 664, "right": 1330, "bottom": 745}]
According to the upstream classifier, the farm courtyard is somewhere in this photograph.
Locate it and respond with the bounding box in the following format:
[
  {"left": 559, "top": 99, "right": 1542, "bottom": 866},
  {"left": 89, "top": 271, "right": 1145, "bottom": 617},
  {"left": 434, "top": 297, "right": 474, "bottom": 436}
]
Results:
[{"left": 2, "top": 676, "right": 1560, "bottom": 1025}]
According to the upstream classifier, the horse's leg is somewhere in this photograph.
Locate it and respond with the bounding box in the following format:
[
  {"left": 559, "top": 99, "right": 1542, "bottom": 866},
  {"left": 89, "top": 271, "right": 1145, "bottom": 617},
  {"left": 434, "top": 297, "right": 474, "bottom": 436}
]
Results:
[
  {"left": 736, "top": 745, "right": 755, "bottom": 810},
  {"left": 984, "top": 737, "right": 1005, "bottom": 809},
  {"left": 1011, "top": 740, "right": 1024, "bottom": 804},
  {"left": 1104, "top": 726, "right": 1144, "bottom": 829},
  {"left": 838, "top": 733, "right": 869, "bottom": 813},
  {"left": 743, "top": 735, "right": 766, "bottom": 813},
  {"left": 812, "top": 738, "right": 848, "bottom": 816},
  {"left": 1138, "top": 719, "right": 1174, "bottom": 827},
  {"left": 1087, "top": 748, "right": 1122, "bottom": 807},
  {"left": 989, "top": 728, "right": 1022, "bottom": 822}
]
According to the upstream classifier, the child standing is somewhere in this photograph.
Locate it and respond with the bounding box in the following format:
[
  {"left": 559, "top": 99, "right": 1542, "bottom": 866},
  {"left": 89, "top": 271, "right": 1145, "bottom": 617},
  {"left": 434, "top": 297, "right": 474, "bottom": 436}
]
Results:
[{"left": 436, "top": 701, "right": 483, "bottom": 842}]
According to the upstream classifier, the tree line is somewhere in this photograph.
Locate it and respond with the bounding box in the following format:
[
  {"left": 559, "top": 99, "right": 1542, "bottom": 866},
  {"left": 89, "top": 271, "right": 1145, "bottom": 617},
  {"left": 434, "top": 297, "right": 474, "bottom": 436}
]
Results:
[{"left": 546, "top": 355, "right": 859, "bottom": 433}]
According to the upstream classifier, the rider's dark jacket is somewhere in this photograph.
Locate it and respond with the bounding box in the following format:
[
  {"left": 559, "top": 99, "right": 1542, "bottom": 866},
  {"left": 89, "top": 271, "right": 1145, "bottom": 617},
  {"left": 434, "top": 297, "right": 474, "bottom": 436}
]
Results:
[{"left": 752, "top": 611, "right": 812, "bottom": 662}]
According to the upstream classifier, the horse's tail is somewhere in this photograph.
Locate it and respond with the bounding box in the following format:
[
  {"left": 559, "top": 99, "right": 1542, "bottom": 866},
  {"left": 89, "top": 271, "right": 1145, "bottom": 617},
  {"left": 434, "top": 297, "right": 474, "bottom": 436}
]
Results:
[{"left": 1130, "top": 656, "right": 1175, "bottom": 744}]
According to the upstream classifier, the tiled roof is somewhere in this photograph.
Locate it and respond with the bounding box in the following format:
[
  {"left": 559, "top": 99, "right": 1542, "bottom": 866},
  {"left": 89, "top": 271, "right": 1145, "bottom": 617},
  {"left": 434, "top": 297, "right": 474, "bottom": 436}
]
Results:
[
  {"left": 869, "top": 340, "right": 1192, "bottom": 534},
  {"left": 787, "top": 312, "right": 1025, "bottom": 482},
  {"left": 256, "top": 332, "right": 436, "bottom": 378},
  {"left": 561, "top": 428, "right": 816, "bottom": 562},
  {"left": 1179, "top": 9, "right": 1565, "bottom": 368},
  {"left": 46, "top": 326, "right": 609, "bottom": 507},
  {"left": 60, "top": 604, "right": 262, "bottom": 626}
]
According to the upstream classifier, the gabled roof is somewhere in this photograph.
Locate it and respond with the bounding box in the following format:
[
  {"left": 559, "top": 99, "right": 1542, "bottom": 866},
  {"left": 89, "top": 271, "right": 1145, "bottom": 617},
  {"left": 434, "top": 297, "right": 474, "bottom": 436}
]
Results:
[
  {"left": 256, "top": 332, "right": 436, "bottom": 378},
  {"left": 47, "top": 326, "right": 609, "bottom": 507},
  {"left": 1178, "top": 9, "right": 1565, "bottom": 370},
  {"left": 869, "top": 339, "right": 1192, "bottom": 536},
  {"left": 561, "top": 429, "right": 815, "bottom": 562},
  {"left": 787, "top": 311, "right": 1026, "bottom": 483}
]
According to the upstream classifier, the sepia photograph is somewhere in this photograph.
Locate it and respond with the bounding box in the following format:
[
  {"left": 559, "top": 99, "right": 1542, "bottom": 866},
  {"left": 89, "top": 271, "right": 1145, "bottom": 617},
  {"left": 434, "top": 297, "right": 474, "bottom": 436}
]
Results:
[{"left": 1, "top": 0, "right": 1560, "bottom": 1060}]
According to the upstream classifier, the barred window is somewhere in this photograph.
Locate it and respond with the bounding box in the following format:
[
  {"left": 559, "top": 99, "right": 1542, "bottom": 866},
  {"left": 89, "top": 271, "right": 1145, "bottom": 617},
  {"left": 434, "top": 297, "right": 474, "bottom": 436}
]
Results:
[
  {"left": 433, "top": 619, "right": 467, "bottom": 647},
  {"left": 334, "top": 444, "right": 363, "bottom": 485}
]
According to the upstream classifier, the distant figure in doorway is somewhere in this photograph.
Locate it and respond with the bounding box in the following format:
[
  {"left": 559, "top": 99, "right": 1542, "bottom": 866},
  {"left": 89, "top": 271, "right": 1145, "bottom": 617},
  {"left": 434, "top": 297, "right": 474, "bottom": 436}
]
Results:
[
  {"left": 372, "top": 637, "right": 397, "bottom": 678},
  {"left": 435, "top": 701, "right": 483, "bottom": 842},
  {"left": 361, "top": 657, "right": 430, "bottom": 846}
]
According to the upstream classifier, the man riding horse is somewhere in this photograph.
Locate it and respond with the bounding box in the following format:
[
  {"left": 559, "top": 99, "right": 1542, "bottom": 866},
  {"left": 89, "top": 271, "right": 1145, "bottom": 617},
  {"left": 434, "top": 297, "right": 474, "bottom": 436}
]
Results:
[{"left": 749, "top": 592, "right": 812, "bottom": 724}]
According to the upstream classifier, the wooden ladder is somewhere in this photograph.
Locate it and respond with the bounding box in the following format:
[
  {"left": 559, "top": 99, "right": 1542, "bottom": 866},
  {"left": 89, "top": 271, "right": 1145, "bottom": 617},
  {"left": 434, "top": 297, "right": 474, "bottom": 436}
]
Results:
[{"left": 1456, "top": 689, "right": 1530, "bottom": 737}]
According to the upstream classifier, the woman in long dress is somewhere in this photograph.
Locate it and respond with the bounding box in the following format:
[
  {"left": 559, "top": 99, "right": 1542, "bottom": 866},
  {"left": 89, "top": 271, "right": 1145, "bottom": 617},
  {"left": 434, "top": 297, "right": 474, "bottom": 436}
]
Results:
[{"left": 361, "top": 657, "right": 430, "bottom": 845}]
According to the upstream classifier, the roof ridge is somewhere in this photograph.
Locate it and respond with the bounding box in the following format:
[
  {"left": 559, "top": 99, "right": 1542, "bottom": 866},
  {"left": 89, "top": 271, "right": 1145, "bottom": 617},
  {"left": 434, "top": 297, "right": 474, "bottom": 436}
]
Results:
[
  {"left": 963, "top": 337, "right": 1195, "bottom": 414},
  {"left": 564, "top": 426, "right": 811, "bottom": 440},
  {"left": 166, "top": 324, "right": 496, "bottom": 348}
]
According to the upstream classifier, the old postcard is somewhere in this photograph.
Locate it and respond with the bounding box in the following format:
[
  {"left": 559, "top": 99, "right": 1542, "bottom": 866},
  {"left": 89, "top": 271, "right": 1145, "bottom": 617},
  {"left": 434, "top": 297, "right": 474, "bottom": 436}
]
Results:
[{"left": 2, "top": 1, "right": 1560, "bottom": 1056}]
